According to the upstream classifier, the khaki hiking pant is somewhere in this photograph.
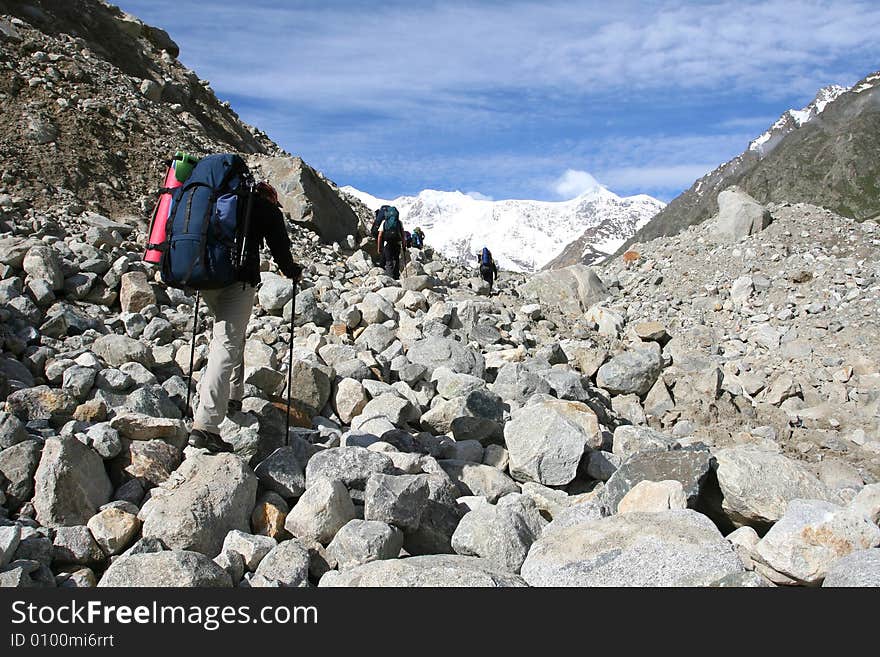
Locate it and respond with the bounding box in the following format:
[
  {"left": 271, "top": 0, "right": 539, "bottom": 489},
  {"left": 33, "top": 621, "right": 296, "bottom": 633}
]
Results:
[{"left": 192, "top": 283, "right": 256, "bottom": 434}]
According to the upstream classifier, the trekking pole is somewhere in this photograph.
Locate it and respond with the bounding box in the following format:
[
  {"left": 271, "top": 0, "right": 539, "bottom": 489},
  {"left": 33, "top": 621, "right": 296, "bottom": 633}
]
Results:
[
  {"left": 284, "top": 283, "right": 297, "bottom": 442},
  {"left": 185, "top": 290, "right": 201, "bottom": 420}
]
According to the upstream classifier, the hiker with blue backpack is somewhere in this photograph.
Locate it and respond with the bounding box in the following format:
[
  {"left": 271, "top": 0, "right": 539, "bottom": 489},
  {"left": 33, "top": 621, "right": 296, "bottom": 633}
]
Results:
[
  {"left": 156, "top": 153, "right": 302, "bottom": 453},
  {"left": 377, "top": 205, "right": 406, "bottom": 279},
  {"left": 411, "top": 227, "right": 425, "bottom": 249},
  {"left": 478, "top": 246, "right": 498, "bottom": 293}
]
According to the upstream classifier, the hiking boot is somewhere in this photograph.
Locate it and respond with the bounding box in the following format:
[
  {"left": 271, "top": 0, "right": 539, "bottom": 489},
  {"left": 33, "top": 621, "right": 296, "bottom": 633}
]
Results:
[
  {"left": 227, "top": 399, "right": 243, "bottom": 415},
  {"left": 187, "top": 428, "right": 234, "bottom": 453}
]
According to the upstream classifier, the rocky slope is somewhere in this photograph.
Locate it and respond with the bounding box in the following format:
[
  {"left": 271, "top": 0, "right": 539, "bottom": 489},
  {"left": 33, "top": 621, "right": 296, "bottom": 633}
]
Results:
[
  {"left": 1, "top": 3, "right": 879, "bottom": 589},
  {"left": 2, "top": 180, "right": 879, "bottom": 587},
  {"left": 344, "top": 186, "right": 663, "bottom": 272},
  {"left": 0, "top": 0, "right": 283, "bottom": 221},
  {"left": 617, "top": 72, "right": 880, "bottom": 255}
]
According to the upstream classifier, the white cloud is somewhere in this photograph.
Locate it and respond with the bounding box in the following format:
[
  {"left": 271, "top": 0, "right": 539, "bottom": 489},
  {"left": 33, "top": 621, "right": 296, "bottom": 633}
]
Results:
[
  {"left": 552, "top": 169, "right": 603, "bottom": 199},
  {"left": 465, "top": 191, "right": 494, "bottom": 201},
  {"left": 122, "top": 0, "right": 880, "bottom": 109},
  {"left": 115, "top": 0, "right": 880, "bottom": 201}
]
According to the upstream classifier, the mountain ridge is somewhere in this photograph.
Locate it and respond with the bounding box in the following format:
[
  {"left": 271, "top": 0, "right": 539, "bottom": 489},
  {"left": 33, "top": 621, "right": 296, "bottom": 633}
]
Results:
[
  {"left": 344, "top": 185, "right": 664, "bottom": 272},
  {"left": 614, "top": 71, "right": 880, "bottom": 256}
]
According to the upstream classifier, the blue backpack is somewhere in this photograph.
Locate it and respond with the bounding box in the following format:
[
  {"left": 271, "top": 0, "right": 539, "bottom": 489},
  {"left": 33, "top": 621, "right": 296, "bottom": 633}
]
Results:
[
  {"left": 161, "top": 154, "right": 253, "bottom": 290},
  {"left": 383, "top": 207, "right": 401, "bottom": 239},
  {"left": 481, "top": 247, "right": 492, "bottom": 266}
]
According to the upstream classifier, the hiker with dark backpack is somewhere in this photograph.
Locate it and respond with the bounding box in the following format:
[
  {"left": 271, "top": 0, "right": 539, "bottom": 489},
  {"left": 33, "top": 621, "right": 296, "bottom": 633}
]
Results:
[
  {"left": 371, "top": 205, "right": 390, "bottom": 269},
  {"left": 159, "top": 154, "right": 302, "bottom": 453},
  {"left": 377, "top": 206, "right": 405, "bottom": 280},
  {"left": 478, "top": 246, "right": 498, "bottom": 293}
]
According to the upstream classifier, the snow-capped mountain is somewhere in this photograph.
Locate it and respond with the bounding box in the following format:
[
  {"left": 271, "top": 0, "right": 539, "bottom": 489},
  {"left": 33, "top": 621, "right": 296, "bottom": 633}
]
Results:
[
  {"left": 749, "top": 84, "right": 849, "bottom": 155},
  {"left": 342, "top": 186, "right": 664, "bottom": 272}
]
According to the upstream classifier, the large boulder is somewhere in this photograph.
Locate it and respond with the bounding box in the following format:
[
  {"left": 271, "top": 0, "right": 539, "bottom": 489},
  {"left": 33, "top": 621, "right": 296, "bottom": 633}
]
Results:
[
  {"left": 420, "top": 389, "right": 503, "bottom": 436},
  {"left": 596, "top": 349, "right": 663, "bottom": 397},
  {"left": 503, "top": 398, "right": 600, "bottom": 486},
  {"left": 618, "top": 480, "right": 687, "bottom": 514},
  {"left": 109, "top": 412, "right": 186, "bottom": 443},
  {"left": 0, "top": 440, "right": 42, "bottom": 509},
  {"left": 305, "top": 447, "right": 394, "bottom": 491},
  {"left": 364, "top": 473, "right": 430, "bottom": 531},
  {"left": 753, "top": 500, "right": 880, "bottom": 585},
  {"left": 256, "top": 155, "right": 359, "bottom": 244},
  {"left": 518, "top": 265, "right": 608, "bottom": 315},
  {"left": 0, "top": 236, "right": 39, "bottom": 269},
  {"left": 140, "top": 453, "right": 258, "bottom": 556},
  {"left": 601, "top": 449, "right": 714, "bottom": 515},
  {"left": 87, "top": 507, "right": 141, "bottom": 556},
  {"left": 119, "top": 271, "right": 156, "bottom": 313},
  {"left": 433, "top": 367, "right": 487, "bottom": 400},
  {"left": 354, "top": 394, "right": 419, "bottom": 431},
  {"left": 521, "top": 509, "right": 744, "bottom": 586},
  {"left": 22, "top": 245, "right": 64, "bottom": 291},
  {"left": 284, "top": 478, "right": 356, "bottom": 545},
  {"left": 0, "top": 359, "right": 34, "bottom": 395},
  {"left": 33, "top": 437, "right": 113, "bottom": 527},
  {"left": 334, "top": 378, "right": 369, "bottom": 424},
  {"left": 0, "top": 525, "right": 21, "bottom": 568},
  {"left": 406, "top": 336, "right": 485, "bottom": 379},
  {"left": 254, "top": 447, "right": 307, "bottom": 498},
  {"left": 41, "top": 301, "right": 104, "bottom": 337},
  {"left": 490, "top": 362, "right": 552, "bottom": 404},
  {"left": 451, "top": 494, "right": 546, "bottom": 573},
  {"left": 289, "top": 287, "right": 332, "bottom": 327},
  {"left": 327, "top": 520, "right": 404, "bottom": 570},
  {"left": 5, "top": 386, "right": 78, "bottom": 428},
  {"left": 92, "top": 334, "right": 154, "bottom": 368},
  {"left": 823, "top": 550, "right": 880, "bottom": 587},
  {"left": 712, "top": 187, "right": 772, "bottom": 243},
  {"left": 612, "top": 425, "right": 680, "bottom": 460},
  {"left": 257, "top": 273, "right": 293, "bottom": 312},
  {"left": 714, "top": 446, "right": 840, "bottom": 529},
  {"left": 111, "top": 439, "right": 181, "bottom": 487},
  {"left": 438, "top": 460, "right": 519, "bottom": 502},
  {"left": 319, "top": 554, "right": 528, "bottom": 587},
  {"left": 289, "top": 360, "right": 332, "bottom": 418},
  {"left": 98, "top": 550, "right": 232, "bottom": 587},
  {"left": 253, "top": 539, "right": 310, "bottom": 587}
]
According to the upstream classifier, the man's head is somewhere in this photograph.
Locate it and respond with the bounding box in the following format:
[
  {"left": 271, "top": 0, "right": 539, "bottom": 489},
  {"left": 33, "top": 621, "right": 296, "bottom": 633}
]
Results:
[{"left": 256, "top": 180, "right": 281, "bottom": 207}]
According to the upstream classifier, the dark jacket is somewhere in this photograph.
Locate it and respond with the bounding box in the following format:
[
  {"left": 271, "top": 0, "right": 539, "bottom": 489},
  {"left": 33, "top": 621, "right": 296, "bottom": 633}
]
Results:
[{"left": 239, "top": 194, "right": 301, "bottom": 286}]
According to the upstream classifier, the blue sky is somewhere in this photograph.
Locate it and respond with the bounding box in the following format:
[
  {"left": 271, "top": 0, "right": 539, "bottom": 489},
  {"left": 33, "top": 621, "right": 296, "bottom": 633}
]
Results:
[{"left": 115, "top": 0, "right": 880, "bottom": 202}]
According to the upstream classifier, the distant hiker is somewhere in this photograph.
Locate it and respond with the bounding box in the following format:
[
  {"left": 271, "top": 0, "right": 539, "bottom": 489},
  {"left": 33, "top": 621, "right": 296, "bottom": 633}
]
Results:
[
  {"left": 478, "top": 246, "right": 498, "bottom": 293},
  {"left": 377, "top": 205, "right": 405, "bottom": 280},
  {"left": 411, "top": 227, "right": 424, "bottom": 249},
  {"left": 404, "top": 230, "right": 413, "bottom": 248},
  {"left": 371, "top": 205, "right": 391, "bottom": 268},
  {"left": 188, "top": 180, "right": 303, "bottom": 453}
]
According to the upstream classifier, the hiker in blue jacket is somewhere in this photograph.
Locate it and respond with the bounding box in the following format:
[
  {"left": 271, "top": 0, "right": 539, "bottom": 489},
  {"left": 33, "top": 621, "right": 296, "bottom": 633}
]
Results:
[{"left": 478, "top": 247, "right": 498, "bottom": 293}]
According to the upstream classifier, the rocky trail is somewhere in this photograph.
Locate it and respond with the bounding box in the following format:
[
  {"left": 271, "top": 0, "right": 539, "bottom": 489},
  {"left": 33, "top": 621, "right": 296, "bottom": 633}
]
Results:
[{"left": 1, "top": 2, "right": 879, "bottom": 588}]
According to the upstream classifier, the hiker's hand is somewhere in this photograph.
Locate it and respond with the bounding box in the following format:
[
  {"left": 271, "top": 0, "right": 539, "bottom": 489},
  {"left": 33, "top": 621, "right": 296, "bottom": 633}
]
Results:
[{"left": 290, "top": 263, "right": 303, "bottom": 283}]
